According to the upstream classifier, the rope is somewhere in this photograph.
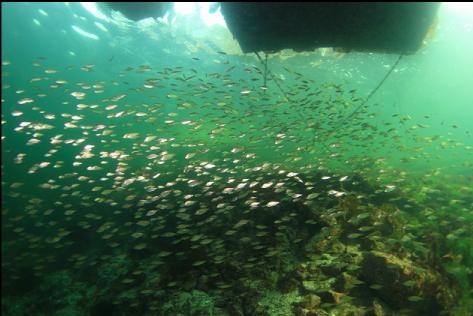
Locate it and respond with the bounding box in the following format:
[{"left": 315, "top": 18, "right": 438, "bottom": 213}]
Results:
[
  {"left": 254, "top": 51, "right": 334, "bottom": 153},
  {"left": 254, "top": 52, "right": 291, "bottom": 102},
  {"left": 317, "top": 54, "right": 404, "bottom": 144},
  {"left": 344, "top": 54, "right": 403, "bottom": 123},
  {"left": 263, "top": 52, "right": 268, "bottom": 92}
]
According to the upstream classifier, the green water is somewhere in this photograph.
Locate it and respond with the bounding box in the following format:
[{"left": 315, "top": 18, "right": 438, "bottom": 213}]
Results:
[{"left": 2, "top": 3, "right": 472, "bottom": 315}]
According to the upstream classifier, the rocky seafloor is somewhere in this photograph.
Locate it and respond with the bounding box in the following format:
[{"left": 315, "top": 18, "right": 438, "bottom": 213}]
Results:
[{"left": 2, "top": 172, "right": 472, "bottom": 316}]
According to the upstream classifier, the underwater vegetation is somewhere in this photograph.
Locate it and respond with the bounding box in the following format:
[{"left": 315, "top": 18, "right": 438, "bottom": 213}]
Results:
[{"left": 2, "top": 168, "right": 472, "bottom": 315}]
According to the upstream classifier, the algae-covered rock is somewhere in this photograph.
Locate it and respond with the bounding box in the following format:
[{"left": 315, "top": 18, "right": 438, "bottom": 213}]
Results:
[
  {"left": 2, "top": 271, "right": 93, "bottom": 316},
  {"left": 303, "top": 294, "right": 321, "bottom": 308},
  {"left": 293, "top": 294, "right": 322, "bottom": 316},
  {"left": 302, "top": 280, "right": 319, "bottom": 293},
  {"left": 328, "top": 303, "right": 368, "bottom": 316},
  {"left": 302, "top": 277, "right": 337, "bottom": 294},
  {"left": 162, "top": 290, "right": 220, "bottom": 316},
  {"left": 361, "top": 250, "right": 458, "bottom": 314},
  {"left": 256, "top": 290, "right": 301, "bottom": 316}
]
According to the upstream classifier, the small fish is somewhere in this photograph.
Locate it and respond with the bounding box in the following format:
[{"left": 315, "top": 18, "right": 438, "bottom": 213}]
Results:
[
  {"left": 347, "top": 233, "right": 362, "bottom": 239},
  {"left": 18, "top": 98, "right": 34, "bottom": 105},
  {"left": 403, "top": 280, "right": 417, "bottom": 287},
  {"left": 408, "top": 296, "right": 423, "bottom": 302},
  {"left": 70, "top": 92, "right": 86, "bottom": 98}
]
